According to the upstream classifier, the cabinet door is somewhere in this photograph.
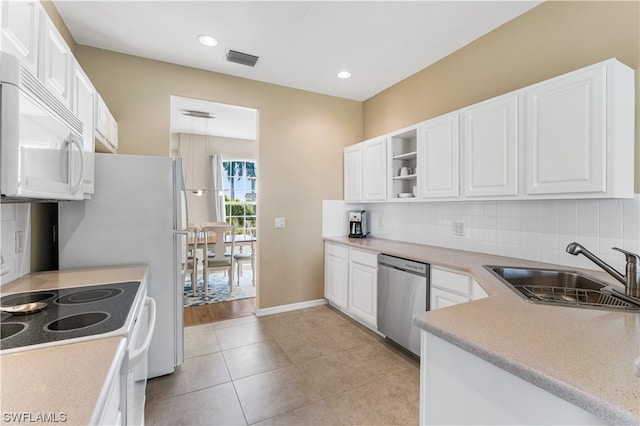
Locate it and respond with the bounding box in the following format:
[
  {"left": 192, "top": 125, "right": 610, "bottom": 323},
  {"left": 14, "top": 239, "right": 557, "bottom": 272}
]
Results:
[
  {"left": 525, "top": 66, "right": 606, "bottom": 195},
  {"left": 344, "top": 145, "right": 362, "bottom": 201},
  {"left": 417, "top": 113, "right": 459, "bottom": 198},
  {"left": 462, "top": 93, "right": 518, "bottom": 197},
  {"left": 40, "top": 17, "right": 72, "bottom": 108},
  {"left": 430, "top": 287, "right": 470, "bottom": 310},
  {"left": 0, "top": 0, "right": 41, "bottom": 75},
  {"left": 324, "top": 246, "right": 349, "bottom": 310},
  {"left": 108, "top": 116, "right": 119, "bottom": 150},
  {"left": 349, "top": 262, "right": 377, "bottom": 326},
  {"left": 72, "top": 62, "right": 96, "bottom": 196},
  {"left": 362, "top": 137, "right": 386, "bottom": 201}
]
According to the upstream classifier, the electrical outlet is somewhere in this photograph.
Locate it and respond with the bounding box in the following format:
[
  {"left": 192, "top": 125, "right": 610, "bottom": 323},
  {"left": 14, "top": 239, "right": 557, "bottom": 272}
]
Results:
[
  {"left": 15, "top": 230, "right": 24, "bottom": 253},
  {"left": 275, "top": 217, "right": 286, "bottom": 228},
  {"left": 453, "top": 222, "right": 465, "bottom": 236}
]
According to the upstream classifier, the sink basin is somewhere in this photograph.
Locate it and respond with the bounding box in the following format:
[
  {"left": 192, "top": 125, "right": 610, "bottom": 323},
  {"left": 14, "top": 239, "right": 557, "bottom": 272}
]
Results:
[{"left": 485, "top": 266, "right": 640, "bottom": 311}]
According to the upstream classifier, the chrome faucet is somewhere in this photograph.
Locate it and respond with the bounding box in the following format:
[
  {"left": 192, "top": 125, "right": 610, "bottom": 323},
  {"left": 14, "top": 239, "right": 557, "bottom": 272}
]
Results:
[{"left": 566, "top": 242, "right": 640, "bottom": 299}]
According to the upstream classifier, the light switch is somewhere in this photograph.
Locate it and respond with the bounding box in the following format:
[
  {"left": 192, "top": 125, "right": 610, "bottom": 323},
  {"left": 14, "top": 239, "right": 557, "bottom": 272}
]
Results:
[{"left": 275, "top": 217, "right": 286, "bottom": 228}]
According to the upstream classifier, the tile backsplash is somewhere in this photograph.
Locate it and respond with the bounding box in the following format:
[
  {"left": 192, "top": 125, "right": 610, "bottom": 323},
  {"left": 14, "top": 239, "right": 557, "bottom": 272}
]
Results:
[
  {"left": 1, "top": 203, "right": 31, "bottom": 285},
  {"left": 323, "top": 195, "right": 640, "bottom": 274}
]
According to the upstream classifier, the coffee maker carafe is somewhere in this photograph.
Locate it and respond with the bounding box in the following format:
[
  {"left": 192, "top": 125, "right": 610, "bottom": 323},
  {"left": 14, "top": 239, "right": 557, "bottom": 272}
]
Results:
[{"left": 349, "top": 210, "right": 368, "bottom": 238}]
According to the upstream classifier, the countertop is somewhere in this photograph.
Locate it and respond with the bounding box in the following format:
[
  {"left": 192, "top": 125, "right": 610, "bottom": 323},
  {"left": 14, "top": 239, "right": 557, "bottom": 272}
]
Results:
[
  {"left": 1, "top": 265, "right": 149, "bottom": 294},
  {"left": 0, "top": 337, "right": 126, "bottom": 425},
  {"left": 324, "top": 236, "right": 640, "bottom": 425},
  {"left": 0, "top": 265, "right": 149, "bottom": 425}
]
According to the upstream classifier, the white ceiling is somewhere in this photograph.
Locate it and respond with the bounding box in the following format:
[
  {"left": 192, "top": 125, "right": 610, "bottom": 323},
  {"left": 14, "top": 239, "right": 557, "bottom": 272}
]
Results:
[
  {"left": 53, "top": 1, "right": 542, "bottom": 103},
  {"left": 54, "top": 1, "right": 541, "bottom": 140}
]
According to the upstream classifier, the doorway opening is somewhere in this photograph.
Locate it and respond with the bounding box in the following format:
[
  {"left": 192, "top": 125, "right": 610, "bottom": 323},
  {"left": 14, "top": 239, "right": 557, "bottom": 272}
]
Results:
[{"left": 170, "top": 96, "right": 258, "bottom": 326}]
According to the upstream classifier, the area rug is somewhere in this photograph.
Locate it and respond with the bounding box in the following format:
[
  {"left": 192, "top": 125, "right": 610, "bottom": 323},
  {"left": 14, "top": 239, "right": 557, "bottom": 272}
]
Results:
[{"left": 183, "top": 271, "right": 256, "bottom": 307}]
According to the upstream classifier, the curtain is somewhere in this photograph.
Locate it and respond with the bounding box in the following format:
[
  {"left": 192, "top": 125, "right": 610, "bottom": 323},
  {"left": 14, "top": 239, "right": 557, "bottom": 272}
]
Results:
[{"left": 211, "top": 154, "right": 226, "bottom": 222}]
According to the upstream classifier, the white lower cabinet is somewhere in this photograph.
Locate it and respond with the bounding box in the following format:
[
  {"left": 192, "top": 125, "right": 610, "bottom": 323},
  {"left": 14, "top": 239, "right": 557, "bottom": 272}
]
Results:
[
  {"left": 431, "top": 287, "right": 469, "bottom": 309},
  {"left": 430, "top": 266, "right": 487, "bottom": 310},
  {"left": 324, "top": 243, "right": 349, "bottom": 310},
  {"left": 420, "top": 331, "right": 604, "bottom": 425},
  {"left": 348, "top": 249, "right": 377, "bottom": 326},
  {"left": 324, "top": 242, "right": 378, "bottom": 329}
]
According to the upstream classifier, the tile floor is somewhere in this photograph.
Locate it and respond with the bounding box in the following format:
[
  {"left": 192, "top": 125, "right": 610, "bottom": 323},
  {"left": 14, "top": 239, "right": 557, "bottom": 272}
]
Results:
[{"left": 145, "top": 304, "right": 420, "bottom": 425}]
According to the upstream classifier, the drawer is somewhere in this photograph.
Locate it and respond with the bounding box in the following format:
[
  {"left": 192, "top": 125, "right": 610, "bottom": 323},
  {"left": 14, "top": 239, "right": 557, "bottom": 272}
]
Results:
[
  {"left": 349, "top": 248, "right": 378, "bottom": 268},
  {"left": 431, "top": 267, "right": 473, "bottom": 297},
  {"left": 326, "top": 243, "right": 349, "bottom": 258}
]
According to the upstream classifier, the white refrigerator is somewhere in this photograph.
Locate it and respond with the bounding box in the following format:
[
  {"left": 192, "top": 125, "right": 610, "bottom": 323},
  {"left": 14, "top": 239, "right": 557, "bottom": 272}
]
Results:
[{"left": 58, "top": 153, "right": 186, "bottom": 378}]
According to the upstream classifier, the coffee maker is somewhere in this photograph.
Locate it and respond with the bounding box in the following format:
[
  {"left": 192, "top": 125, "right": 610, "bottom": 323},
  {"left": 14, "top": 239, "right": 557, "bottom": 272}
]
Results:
[{"left": 348, "top": 210, "right": 368, "bottom": 238}]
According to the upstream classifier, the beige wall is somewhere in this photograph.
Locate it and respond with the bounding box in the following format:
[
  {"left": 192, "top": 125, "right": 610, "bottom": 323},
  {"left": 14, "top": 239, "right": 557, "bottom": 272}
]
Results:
[
  {"left": 75, "top": 46, "right": 362, "bottom": 309},
  {"left": 363, "top": 1, "right": 640, "bottom": 190}
]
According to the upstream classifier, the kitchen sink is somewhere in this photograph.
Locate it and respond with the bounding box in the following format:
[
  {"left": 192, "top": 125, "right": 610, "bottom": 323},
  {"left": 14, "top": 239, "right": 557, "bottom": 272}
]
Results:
[{"left": 485, "top": 266, "right": 640, "bottom": 311}]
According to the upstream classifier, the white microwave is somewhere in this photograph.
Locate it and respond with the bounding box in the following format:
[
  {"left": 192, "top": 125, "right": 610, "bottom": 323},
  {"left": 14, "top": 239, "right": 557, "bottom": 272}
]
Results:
[{"left": 1, "top": 52, "right": 85, "bottom": 201}]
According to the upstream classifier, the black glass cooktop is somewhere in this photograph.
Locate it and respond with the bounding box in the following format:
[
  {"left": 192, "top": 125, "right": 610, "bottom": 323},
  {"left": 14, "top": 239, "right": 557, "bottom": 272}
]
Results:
[{"left": 0, "top": 281, "right": 140, "bottom": 351}]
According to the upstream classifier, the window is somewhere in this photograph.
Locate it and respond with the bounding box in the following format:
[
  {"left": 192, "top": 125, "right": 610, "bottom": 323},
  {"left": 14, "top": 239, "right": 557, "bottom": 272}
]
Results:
[{"left": 222, "top": 159, "right": 257, "bottom": 236}]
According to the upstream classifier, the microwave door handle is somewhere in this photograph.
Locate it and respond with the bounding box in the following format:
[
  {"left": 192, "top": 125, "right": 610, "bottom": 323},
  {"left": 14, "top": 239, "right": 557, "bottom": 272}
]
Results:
[
  {"left": 128, "top": 296, "right": 157, "bottom": 368},
  {"left": 68, "top": 136, "right": 84, "bottom": 195}
]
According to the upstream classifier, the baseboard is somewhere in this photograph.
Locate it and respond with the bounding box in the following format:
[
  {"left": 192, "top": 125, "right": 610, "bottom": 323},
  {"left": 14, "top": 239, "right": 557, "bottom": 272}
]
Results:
[{"left": 255, "top": 298, "right": 327, "bottom": 317}]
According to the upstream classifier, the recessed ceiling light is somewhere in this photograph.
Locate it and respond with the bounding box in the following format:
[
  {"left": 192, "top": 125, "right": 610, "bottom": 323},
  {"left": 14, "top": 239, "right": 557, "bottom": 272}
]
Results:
[
  {"left": 337, "top": 71, "right": 352, "bottom": 79},
  {"left": 197, "top": 34, "right": 218, "bottom": 47}
]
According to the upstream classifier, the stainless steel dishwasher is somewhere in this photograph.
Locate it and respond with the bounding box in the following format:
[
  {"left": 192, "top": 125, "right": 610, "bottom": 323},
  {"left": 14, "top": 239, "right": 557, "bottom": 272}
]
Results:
[{"left": 377, "top": 254, "right": 429, "bottom": 357}]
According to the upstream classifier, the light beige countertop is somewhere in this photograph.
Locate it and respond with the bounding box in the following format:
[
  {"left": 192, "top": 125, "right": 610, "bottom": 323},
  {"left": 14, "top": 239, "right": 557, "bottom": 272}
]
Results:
[
  {"left": 0, "top": 337, "right": 126, "bottom": 425},
  {"left": 1, "top": 266, "right": 149, "bottom": 425},
  {"left": 324, "top": 236, "right": 640, "bottom": 425},
  {"left": 1, "top": 265, "right": 149, "bottom": 294}
]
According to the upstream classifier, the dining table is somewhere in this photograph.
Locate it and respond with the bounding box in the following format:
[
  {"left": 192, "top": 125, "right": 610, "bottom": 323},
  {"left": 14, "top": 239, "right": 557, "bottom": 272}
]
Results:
[{"left": 187, "top": 232, "right": 256, "bottom": 283}]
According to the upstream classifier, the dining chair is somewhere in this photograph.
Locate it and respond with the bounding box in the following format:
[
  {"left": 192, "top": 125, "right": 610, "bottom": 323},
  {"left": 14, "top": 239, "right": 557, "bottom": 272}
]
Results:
[
  {"left": 186, "top": 223, "right": 199, "bottom": 296},
  {"left": 234, "top": 247, "right": 255, "bottom": 286},
  {"left": 201, "top": 222, "right": 235, "bottom": 293}
]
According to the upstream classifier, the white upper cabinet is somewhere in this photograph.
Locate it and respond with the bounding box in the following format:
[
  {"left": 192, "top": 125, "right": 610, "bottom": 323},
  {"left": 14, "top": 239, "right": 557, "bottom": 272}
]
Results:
[
  {"left": 39, "top": 16, "right": 72, "bottom": 108},
  {"left": 342, "top": 58, "right": 634, "bottom": 204},
  {"left": 461, "top": 93, "right": 518, "bottom": 197},
  {"left": 71, "top": 60, "right": 96, "bottom": 197},
  {"left": 95, "top": 94, "right": 119, "bottom": 153},
  {"left": 362, "top": 137, "right": 387, "bottom": 201},
  {"left": 344, "top": 144, "right": 363, "bottom": 201},
  {"left": 417, "top": 112, "right": 459, "bottom": 199},
  {"left": 0, "top": 0, "right": 41, "bottom": 76},
  {"left": 388, "top": 127, "right": 418, "bottom": 200},
  {"left": 344, "top": 137, "right": 386, "bottom": 201},
  {"left": 524, "top": 60, "right": 633, "bottom": 197}
]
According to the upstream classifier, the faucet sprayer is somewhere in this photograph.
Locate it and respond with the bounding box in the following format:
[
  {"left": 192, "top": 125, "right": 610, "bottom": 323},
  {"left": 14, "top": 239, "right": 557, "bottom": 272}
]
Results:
[{"left": 566, "top": 242, "right": 640, "bottom": 299}]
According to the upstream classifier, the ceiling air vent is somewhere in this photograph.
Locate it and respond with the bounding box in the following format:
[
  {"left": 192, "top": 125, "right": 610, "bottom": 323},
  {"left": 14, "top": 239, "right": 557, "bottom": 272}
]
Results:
[{"left": 226, "top": 50, "right": 259, "bottom": 67}]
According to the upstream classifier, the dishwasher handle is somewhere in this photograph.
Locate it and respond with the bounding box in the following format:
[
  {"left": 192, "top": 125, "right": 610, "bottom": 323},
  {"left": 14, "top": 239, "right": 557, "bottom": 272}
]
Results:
[{"left": 378, "top": 254, "right": 428, "bottom": 276}]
